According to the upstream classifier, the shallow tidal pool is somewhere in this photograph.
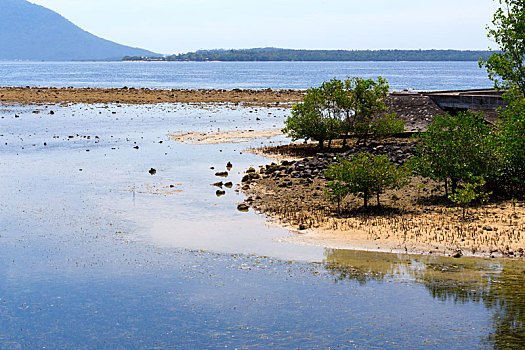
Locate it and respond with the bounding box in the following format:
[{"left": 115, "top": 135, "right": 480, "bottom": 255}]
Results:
[{"left": 0, "top": 103, "right": 523, "bottom": 348}]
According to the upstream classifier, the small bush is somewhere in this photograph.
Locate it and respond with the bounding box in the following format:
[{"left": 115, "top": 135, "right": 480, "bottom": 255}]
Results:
[
  {"left": 448, "top": 177, "right": 491, "bottom": 219},
  {"left": 325, "top": 152, "right": 409, "bottom": 210}
]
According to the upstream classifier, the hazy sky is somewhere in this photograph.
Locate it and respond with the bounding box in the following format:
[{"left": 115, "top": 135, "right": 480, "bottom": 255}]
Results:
[{"left": 29, "top": 0, "right": 499, "bottom": 54}]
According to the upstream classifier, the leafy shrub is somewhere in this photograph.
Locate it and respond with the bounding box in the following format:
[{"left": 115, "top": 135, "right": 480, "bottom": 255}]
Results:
[
  {"left": 325, "top": 152, "right": 409, "bottom": 210},
  {"left": 498, "top": 91, "right": 525, "bottom": 193},
  {"left": 282, "top": 86, "right": 342, "bottom": 149},
  {"left": 341, "top": 77, "right": 400, "bottom": 145},
  {"left": 410, "top": 111, "right": 501, "bottom": 195},
  {"left": 448, "top": 177, "right": 491, "bottom": 219},
  {"left": 282, "top": 84, "right": 343, "bottom": 149}
]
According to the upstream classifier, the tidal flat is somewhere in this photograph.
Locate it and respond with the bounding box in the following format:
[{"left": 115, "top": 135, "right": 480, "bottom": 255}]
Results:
[{"left": 0, "top": 102, "right": 523, "bottom": 348}]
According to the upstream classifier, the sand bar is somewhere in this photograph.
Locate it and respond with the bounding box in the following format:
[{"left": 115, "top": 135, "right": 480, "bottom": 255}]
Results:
[{"left": 169, "top": 129, "right": 283, "bottom": 145}]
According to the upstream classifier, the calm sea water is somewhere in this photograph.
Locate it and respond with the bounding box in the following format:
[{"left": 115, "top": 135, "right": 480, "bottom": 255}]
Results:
[
  {"left": 0, "top": 60, "right": 493, "bottom": 90},
  {"left": 0, "top": 102, "right": 523, "bottom": 348}
]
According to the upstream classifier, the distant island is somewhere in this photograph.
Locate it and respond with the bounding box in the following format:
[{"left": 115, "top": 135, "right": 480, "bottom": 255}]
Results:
[
  {"left": 124, "top": 48, "right": 494, "bottom": 62},
  {"left": 0, "top": 0, "right": 157, "bottom": 61}
]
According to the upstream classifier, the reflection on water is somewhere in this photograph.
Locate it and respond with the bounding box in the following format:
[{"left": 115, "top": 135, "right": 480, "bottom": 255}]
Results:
[{"left": 325, "top": 249, "right": 525, "bottom": 349}]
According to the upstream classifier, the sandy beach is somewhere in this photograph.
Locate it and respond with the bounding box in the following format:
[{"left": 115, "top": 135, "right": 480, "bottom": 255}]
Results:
[{"left": 168, "top": 129, "right": 283, "bottom": 144}]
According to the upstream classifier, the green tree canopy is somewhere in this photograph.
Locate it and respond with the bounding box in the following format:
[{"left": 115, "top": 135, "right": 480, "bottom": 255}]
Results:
[
  {"left": 410, "top": 111, "right": 501, "bottom": 195},
  {"left": 282, "top": 77, "right": 403, "bottom": 148},
  {"left": 480, "top": 0, "right": 525, "bottom": 95},
  {"left": 479, "top": 0, "right": 525, "bottom": 192},
  {"left": 281, "top": 85, "right": 342, "bottom": 149}
]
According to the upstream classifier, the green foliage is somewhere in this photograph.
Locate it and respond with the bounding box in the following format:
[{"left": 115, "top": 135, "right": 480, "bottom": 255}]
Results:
[
  {"left": 325, "top": 153, "right": 409, "bottom": 210},
  {"left": 498, "top": 90, "right": 525, "bottom": 191},
  {"left": 477, "top": 0, "right": 525, "bottom": 194},
  {"left": 370, "top": 113, "right": 405, "bottom": 140},
  {"left": 479, "top": 0, "right": 525, "bottom": 96},
  {"left": 281, "top": 83, "right": 343, "bottom": 148},
  {"left": 342, "top": 77, "right": 402, "bottom": 144},
  {"left": 160, "top": 48, "right": 494, "bottom": 62},
  {"left": 410, "top": 111, "right": 501, "bottom": 194},
  {"left": 282, "top": 77, "right": 403, "bottom": 148},
  {"left": 448, "top": 178, "right": 490, "bottom": 219},
  {"left": 325, "top": 181, "right": 348, "bottom": 215}
]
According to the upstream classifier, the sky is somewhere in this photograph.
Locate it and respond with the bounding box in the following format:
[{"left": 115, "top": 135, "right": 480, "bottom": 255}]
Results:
[{"left": 28, "top": 0, "right": 500, "bottom": 55}]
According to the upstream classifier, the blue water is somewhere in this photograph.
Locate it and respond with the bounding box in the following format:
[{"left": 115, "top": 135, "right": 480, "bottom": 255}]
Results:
[
  {"left": 0, "top": 60, "right": 493, "bottom": 90},
  {"left": 0, "top": 103, "right": 523, "bottom": 348}
]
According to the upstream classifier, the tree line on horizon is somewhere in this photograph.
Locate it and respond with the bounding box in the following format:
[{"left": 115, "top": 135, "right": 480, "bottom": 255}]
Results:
[{"left": 123, "top": 48, "right": 494, "bottom": 62}]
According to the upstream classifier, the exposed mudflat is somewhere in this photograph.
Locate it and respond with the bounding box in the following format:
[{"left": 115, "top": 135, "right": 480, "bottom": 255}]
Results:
[
  {"left": 0, "top": 86, "right": 304, "bottom": 106},
  {"left": 241, "top": 142, "right": 525, "bottom": 258}
]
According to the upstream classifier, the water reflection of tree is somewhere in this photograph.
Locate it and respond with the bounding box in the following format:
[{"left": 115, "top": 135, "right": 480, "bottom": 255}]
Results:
[
  {"left": 323, "top": 249, "right": 525, "bottom": 349},
  {"left": 324, "top": 262, "right": 385, "bottom": 285},
  {"left": 483, "top": 271, "right": 525, "bottom": 349}
]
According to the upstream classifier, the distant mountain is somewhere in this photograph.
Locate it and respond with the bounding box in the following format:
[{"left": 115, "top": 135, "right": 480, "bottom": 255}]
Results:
[
  {"left": 137, "top": 47, "right": 493, "bottom": 62},
  {"left": 0, "top": 0, "right": 157, "bottom": 61}
]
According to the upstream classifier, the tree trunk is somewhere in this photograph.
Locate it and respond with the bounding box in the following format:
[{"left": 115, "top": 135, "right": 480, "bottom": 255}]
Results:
[
  {"left": 377, "top": 192, "right": 381, "bottom": 207},
  {"left": 318, "top": 140, "right": 324, "bottom": 149},
  {"left": 343, "top": 113, "right": 351, "bottom": 148},
  {"left": 363, "top": 191, "right": 369, "bottom": 209},
  {"left": 451, "top": 179, "right": 458, "bottom": 193},
  {"left": 328, "top": 138, "right": 332, "bottom": 149}
]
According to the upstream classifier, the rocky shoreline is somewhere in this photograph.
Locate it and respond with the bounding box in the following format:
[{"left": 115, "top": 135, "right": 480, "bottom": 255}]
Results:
[{"left": 254, "top": 140, "right": 417, "bottom": 181}]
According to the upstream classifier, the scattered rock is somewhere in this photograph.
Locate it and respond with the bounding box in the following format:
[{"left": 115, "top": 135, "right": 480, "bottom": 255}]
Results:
[
  {"left": 237, "top": 203, "right": 249, "bottom": 212},
  {"left": 452, "top": 250, "right": 463, "bottom": 258},
  {"left": 215, "top": 171, "right": 228, "bottom": 177},
  {"left": 224, "top": 182, "right": 233, "bottom": 188},
  {"left": 148, "top": 168, "right": 156, "bottom": 175},
  {"left": 211, "top": 181, "right": 223, "bottom": 188},
  {"left": 216, "top": 190, "right": 226, "bottom": 196}
]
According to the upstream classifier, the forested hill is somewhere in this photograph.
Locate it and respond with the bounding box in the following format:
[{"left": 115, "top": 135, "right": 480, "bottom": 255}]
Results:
[
  {"left": 125, "top": 48, "right": 494, "bottom": 62},
  {"left": 0, "top": 0, "right": 156, "bottom": 60}
]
